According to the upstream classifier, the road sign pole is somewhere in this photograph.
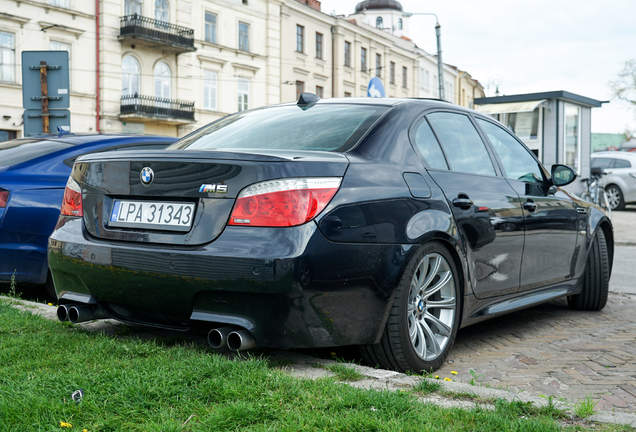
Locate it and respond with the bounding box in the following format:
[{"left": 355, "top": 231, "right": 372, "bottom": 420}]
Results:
[{"left": 40, "top": 61, "right": 49, "bottom": 134}]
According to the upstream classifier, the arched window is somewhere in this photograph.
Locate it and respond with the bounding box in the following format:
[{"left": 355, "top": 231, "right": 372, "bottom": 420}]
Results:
[
  {"left": 122, "top": 55, "right": 140, "bottom": 96},
  {"left": 155, "top": 0, "right": 169, "bottom": 22},
  {"left": 154, "top": 61, "right": 171, "bottom": 100},
  {"left": 398, "top": 18, "right": 403, "bottom": 30},
  {"left": 376, "top": 16, "right": 383, "bottom": 28}
]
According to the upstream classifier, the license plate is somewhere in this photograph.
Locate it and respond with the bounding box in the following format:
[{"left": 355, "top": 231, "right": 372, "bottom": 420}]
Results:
[{"left": 109, "top": 200, "right": 195, "bottom": 232}]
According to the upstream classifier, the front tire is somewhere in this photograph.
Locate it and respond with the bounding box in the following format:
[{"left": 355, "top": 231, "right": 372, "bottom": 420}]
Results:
[
  {"left": 568, "top": 229, "right": 609, "bottom": 311},
  {"left": 359, "top": 242, "right": 461, "bottom": 372}
]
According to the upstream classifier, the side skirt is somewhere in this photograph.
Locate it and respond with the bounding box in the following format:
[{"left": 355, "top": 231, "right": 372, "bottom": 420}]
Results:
[{"left": 460, "top": 279, "right": 581, "bottom": 329}]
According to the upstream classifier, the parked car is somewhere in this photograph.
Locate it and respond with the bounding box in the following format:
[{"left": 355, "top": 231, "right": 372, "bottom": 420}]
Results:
[
  {"left": 0, "top": 133, "right": 177, "bottom": 296},
  {"left": 49, "top": 96, "right": 613, "bottom": 373},
  {"left": 591, "top": 151, "right": 636, "bottom": 210}
]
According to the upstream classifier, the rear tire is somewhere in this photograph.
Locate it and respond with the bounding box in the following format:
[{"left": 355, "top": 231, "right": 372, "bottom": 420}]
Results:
[
  {"left": 568, "top": 229, "right": 609, "bottom": 311},
  {"left": 44, "top": 272, "right": 57, "bottom": 300},
  {"left": 605, "top": 185, "right": 625, "bottom": 211},
  {"left": 359, "top": 242, "right": 461, "bottom": 372}
]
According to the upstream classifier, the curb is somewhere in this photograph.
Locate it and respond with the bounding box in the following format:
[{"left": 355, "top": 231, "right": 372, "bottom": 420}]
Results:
[
  {"left": 616, "top": 242, "right": 636, "bottom": 247},
  {"left": 6, "top": 297, "right": 636, "bottom": 429}
]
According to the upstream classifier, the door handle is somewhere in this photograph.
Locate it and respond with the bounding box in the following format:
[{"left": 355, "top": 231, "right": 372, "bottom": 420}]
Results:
[
  {"left": 452, "top": 197, "right": 473, "bottom": 209},
  {"left": 523, "top": 200, "right": 537, "bottom": 212}
]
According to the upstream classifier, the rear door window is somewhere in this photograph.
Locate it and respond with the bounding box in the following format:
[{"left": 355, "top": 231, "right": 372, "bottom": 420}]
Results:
[
  {"left": 426, "top": 112, "right": 496, "bottom": 176},
  {"left": 0, "top": 139, "right": 73, "bottom": 168},
  {"left": 613, "top": 159, "right": 632, "bottom": 169},
  {"left": 411, "top": 118, "right": 449, "bottom": 170}
]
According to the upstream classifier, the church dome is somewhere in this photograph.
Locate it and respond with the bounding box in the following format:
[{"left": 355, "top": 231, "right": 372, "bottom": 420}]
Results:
[{"left": 355, "top": 0, "right": 403, "bottom": 13}]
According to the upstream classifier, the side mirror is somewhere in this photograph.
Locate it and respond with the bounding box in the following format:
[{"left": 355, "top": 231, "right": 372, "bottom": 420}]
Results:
[{"left": 551, "top": 164, "right": 577, "bottom": 187}]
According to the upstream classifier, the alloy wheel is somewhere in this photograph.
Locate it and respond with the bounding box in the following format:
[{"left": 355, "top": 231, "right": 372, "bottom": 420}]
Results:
[
  {"left": 407, "top": 252, "right": 457, "bottom": 361},
  {"left": 605, "top": 187, "right": 621, "bottom": 210}
]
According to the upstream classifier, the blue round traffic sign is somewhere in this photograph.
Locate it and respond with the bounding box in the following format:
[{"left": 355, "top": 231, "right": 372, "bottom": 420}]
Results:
[{"left": 367, "top": 77, "right": 385, "bottom": 98}]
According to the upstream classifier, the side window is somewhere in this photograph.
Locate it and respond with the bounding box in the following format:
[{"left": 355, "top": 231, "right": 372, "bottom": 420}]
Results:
[
  {"left": 613, "top": 159, "right": 632, "bottom": 169},
  {"left": 427, "top": 112, "right": 495, "bottom": 176},
  {"left": 591, "top": 157, "right": 613, "bottom": 169},
  {"left": 477, "top": 118, "right": 544, "bottom": 184},
  {"left": 412, "top": 118, "right": 448, "bottom": 170}
]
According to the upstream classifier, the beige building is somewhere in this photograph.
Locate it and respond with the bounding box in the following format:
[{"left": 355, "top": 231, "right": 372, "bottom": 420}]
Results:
[{"left": 0, "top": 0, "right": 483, "bottom": 140}]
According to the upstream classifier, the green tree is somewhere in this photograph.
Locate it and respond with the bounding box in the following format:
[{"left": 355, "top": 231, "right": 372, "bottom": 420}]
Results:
[{"left": 610, "top": 59, "right": 636, "bottom": 108}]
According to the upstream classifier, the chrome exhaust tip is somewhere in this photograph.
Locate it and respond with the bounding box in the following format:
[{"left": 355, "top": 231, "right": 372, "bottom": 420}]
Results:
[
  {"left": 207, "top": 326, "right": 236, "bottom": 349},
  {"left": 67, "top": 304, "right": 108, "bottom": 324},
  {"left": 56, "top": 305, "right": 70, "bottom": 322},
  {"left": 227, "top": 329, "right": 256, "bottom": 352}
]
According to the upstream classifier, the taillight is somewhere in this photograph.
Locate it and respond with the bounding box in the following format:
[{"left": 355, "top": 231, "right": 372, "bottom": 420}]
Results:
[
  {"left": 0, "top": 189, "right": 8, "bottom": 208},
  {"left": 60, "top": 177, "right": 83, "bottom": 217},
  {"left": 229, "top": 177, "right": 341, "bottom": 227}
]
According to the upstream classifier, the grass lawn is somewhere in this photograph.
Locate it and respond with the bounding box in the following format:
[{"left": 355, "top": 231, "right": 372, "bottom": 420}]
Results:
[{"left": 0, "top": 298, "right": 631, "bottom": 432}]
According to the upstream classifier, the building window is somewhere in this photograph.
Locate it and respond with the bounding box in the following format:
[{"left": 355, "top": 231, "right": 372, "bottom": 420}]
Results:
[
  {"left": 564, "top": 103, "right": 581, "bottom": 173},
  {"left": 125, "top": 0, "right": 142, "bottom": 15},
  {"left": 203, "top": 70, "right": 217, "bottom": 110},
  {"left": 205, "top": 12, "right": 217, "bottom": 44},
  {"left": 315, "top": 32, "right": 323, "bottom": 59},
  {"left": 375, "top": 54, "right": 382, "bottom": 78},
  {"left": 344, "top": 41, "right": 351, "bottom": 67},
  {"left": 238, "top": 22, "right": 249, "bottom": 52},
  {"left": 155, "top": 0, "right": 169, "bottom": 22},
  {"left": 389, "top": 61, "right": 395, "bottom": 84},
  {"left": 0, "top": 130, "right": 17, "bottom": 142},
  {"left": 344, "top": 92, "right": 351, "bottom": 97},
  {"left": 402, "top": 66, "right": 407, "bottom": 88},
  {"left": 376, "top": 16, "right": 383, "bottom": 28},
  {"left": 361, "top": 48, "right": 367, "bottom": 72},
  {"left": 398, "top": 18, "right": 403, "bottom": 30},
  {"left": 154, "top": 61, "right": 171, "bottom": 101},
  {"left": 296, "top": 25, "right": 304, "bottom": 53},
  {"left": 50, "top": 41, "right": 71, "bottom": 89},
  {"left": 296, "top": 80, "right": 304, "bottom": 100},
  {"left": 238, "top": 78, "right": 249, "bottom": 111},
  {"left": 316, "top": 85, "right": 323, "bottom": 98},
  {"left": 122, "top": 55, "right": 140, "bottom": 96},
  {"left": 0, "top": 32, "right": 15, "bottom": 83},
  {"left": 49, "top": 0, "right": 69, "bottom": 7}
]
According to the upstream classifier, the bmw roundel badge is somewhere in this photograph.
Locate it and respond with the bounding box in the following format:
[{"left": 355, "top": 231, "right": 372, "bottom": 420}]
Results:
[{"left": 140, "top": 167, "right": 154, "bottom": 186}]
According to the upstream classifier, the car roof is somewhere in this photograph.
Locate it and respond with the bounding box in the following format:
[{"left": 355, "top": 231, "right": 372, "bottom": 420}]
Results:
[{"left": 592, "top": 151, "right": 636, "bottom": 159}]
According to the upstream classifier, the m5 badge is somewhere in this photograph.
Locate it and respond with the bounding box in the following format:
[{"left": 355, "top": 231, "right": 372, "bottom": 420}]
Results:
[{"left": 200, "top": 184, "right": 228, "bottom": 193}]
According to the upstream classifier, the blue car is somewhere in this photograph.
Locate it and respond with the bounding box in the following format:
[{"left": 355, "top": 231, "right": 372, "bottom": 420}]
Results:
[{"left": 0, "top": 133, "right": 177, "bottom": 295}]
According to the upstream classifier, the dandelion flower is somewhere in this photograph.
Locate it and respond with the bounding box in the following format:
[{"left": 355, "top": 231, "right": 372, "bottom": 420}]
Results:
[
  {"left": 435, "top": 375, "right": 439, "bottom": 379},
  {"left": 451, "top": 371, "right": 458, "bottom": 375},
  {"left": 330, "top": 352, "right": 337, "bottom": 356},
  {"left": 444, "top": 377, "right": 452, "bottom": 382},
  {"left": 60, "top": 421, "right": 72, "bottom": 428},
  {"left": 48, "top": 303, "right": 53, "bottom": 306}
]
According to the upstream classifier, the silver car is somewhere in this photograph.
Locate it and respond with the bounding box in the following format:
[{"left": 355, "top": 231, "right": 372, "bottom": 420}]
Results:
[{"left": 591, "top": 151, "right": 636, "bottom": 210}]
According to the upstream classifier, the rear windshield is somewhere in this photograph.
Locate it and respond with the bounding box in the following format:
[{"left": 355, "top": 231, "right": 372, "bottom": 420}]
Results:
[
  {"left": 170, "top": 104, "right": 390, "bottom": 152},
  {"left": 0, "top": 139, "right": 73, "bottom": 168}
]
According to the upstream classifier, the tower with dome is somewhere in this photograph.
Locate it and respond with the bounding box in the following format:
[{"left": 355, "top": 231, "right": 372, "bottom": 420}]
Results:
[{"left": 350, "top": 0, "right": 411, "bottom": 39}]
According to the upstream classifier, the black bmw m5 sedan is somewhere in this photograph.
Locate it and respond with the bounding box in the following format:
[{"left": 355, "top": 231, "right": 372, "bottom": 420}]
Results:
[{"left": 49, "top": 95, "right": 613, "bottom": 372}]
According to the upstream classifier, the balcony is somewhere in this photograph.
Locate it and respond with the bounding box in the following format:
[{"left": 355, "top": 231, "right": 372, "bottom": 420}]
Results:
[
  {"left": 120, "top": 94, "right": 195, "bottom": 124},
  {"left": 119, "top": 15, "right": 196, "bottom": 54}
]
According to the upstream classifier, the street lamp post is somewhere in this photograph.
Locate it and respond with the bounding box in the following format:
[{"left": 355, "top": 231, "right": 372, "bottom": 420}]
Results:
[{"left": 409, "top": 13, "right": 444, "bottom": 101}]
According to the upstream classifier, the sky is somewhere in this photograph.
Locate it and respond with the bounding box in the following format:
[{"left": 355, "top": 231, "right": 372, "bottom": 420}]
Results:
[{"left": 319, "top": 0, "right": 636, "bottom": 134}]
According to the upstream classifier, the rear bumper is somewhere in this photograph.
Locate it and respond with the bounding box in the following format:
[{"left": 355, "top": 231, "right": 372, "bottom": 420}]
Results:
[{"left": 48, "top": 216, "right": 414, "bottom": 348}]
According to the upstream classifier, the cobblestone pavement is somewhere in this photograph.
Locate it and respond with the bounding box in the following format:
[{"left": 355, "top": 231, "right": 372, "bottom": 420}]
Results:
[{"left": 436, "top": 293, "right": 636, "bottom": 413}]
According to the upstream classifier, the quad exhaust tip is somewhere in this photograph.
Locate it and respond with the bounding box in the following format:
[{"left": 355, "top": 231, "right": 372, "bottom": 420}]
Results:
[
  {"left": 56, "top": 305, "right": 70, "bottom": 322},
  {"left": 66, "top": 304, "right": 108, "bottom": 324},
  {"left": 227, "top": 329, "right": 256, "bottom": 352},
  {"left": 207, "top": 326, "right": 236, "bottom": 350}
]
